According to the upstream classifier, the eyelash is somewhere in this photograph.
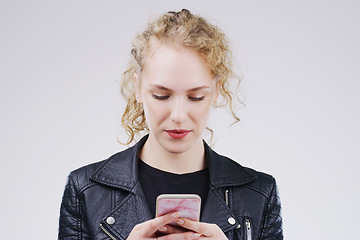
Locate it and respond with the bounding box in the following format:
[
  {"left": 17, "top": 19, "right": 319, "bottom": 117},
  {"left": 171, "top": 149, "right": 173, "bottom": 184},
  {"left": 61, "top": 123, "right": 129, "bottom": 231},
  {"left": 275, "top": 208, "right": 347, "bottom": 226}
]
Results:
[
  {"left": 152, "top": 94, "right": 205, "bottom": 101},
  {"left": 152, "top": 94, "right": 169, "bottom": 100},
  {"left": 189, "top": 96, "right": 205, "bottom": 101}
]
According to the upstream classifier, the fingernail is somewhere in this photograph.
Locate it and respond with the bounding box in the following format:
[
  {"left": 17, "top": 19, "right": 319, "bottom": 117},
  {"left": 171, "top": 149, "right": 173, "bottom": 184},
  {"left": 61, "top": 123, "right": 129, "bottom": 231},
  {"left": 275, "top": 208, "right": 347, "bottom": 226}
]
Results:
[
  {"left": 175, "top": 218, "right": 184, "bottom": 225},
  {"left": 158, "top": 226, "right": 167, "bottom": 232},
  {"left": 170, "top": 212, "right": 179, "bottom": 218},
  {"left": 193, "top": 233, "right": 201, "bottom": 237}
]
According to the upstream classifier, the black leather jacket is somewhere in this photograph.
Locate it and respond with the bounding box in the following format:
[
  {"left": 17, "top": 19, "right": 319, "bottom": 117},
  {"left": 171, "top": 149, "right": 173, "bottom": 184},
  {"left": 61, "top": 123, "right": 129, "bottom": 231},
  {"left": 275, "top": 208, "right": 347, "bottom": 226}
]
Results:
[{"left": 58, "top": 136, "right": 283, "bottom": 239}]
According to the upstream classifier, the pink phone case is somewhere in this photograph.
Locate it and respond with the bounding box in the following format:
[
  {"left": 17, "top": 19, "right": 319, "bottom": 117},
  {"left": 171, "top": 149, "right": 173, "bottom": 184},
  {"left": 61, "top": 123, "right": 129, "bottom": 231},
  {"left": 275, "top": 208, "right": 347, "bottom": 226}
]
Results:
[{"left": 156, "top": 194, "right": 201, "bottom": 225}]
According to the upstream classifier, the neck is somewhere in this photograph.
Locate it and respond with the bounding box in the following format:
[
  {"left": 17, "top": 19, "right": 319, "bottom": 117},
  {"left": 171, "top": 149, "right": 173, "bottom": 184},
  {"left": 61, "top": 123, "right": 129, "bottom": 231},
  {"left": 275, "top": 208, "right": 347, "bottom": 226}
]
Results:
[{"left": 139, "top": 134, "right": 206, "bottom": 174}]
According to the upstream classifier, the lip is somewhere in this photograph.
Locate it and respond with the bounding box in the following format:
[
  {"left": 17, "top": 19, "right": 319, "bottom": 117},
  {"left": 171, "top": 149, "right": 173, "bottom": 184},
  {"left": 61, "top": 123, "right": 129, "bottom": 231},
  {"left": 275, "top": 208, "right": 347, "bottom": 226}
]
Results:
[{"left": 165, "top": 129, "right": 191, "bottom": 139}]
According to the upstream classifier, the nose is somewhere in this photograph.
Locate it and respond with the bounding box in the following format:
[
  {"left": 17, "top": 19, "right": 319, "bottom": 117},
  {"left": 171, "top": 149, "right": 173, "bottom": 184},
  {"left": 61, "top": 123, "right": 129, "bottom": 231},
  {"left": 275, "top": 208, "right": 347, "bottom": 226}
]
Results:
[{"left": 170, "top": 98, "right": 187, "bottom": 124}]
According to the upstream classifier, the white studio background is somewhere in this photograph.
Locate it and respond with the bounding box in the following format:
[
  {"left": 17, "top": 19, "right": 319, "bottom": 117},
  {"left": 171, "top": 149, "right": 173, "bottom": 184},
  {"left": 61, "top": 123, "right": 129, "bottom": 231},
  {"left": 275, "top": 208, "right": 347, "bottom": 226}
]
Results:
[{"left": 0, "top": 0, "right": 359, "bottom": 239}]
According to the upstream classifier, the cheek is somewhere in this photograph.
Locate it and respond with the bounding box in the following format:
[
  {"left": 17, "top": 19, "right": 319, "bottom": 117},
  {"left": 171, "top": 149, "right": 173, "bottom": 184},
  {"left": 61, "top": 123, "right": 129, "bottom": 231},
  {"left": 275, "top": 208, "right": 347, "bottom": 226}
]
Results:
[
  {"left": 142, "top": 98, "right": 168, "bottom": 125},
  {"left": 190, "top": 103, "right": 212, "bottom": 123}
]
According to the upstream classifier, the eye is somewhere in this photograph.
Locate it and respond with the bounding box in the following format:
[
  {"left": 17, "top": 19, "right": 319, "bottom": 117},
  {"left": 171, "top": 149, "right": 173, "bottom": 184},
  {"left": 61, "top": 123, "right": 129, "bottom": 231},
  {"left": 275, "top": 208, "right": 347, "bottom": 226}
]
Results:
[
  {"left": 152, "top": 94, "right": 169, "bottom": 100},
  {"left": 189, "top": 96, "right": 205, "bottom": 101}
]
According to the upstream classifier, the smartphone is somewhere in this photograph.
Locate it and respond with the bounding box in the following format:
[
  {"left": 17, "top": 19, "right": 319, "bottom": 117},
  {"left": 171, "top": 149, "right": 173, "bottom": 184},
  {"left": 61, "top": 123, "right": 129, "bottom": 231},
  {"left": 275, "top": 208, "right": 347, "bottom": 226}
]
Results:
[{"left": 156, "top": 194, "right": 201, "bottom": 225}]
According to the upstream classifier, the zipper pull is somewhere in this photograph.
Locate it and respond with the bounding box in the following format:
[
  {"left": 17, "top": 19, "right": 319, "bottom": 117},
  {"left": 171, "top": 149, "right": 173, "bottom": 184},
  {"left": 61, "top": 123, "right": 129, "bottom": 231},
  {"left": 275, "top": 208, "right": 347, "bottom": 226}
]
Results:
[
  {"left": 245, "top": 219, "right": 252, "bottom": 240},
  {"left": 100, "top": 223, "right": 118, "bottom": 240},
  {"left": 225, "top": 189, "right": 229, "bottom": 206}
]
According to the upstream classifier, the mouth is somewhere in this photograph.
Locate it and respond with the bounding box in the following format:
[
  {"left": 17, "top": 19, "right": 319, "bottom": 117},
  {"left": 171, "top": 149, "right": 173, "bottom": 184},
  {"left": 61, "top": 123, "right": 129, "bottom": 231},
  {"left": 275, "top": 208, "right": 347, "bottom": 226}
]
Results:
[{"left": 165, "top": 129, "right": 191, "bottom": 139}]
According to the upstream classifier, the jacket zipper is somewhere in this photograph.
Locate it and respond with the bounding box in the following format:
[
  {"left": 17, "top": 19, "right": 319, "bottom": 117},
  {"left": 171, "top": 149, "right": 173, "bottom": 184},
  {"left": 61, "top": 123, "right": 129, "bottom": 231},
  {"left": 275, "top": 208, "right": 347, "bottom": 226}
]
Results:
[
  {"left": 245, "top": 219, "right": 252, "bottom": 240},
  {"left": 100, "top": 223, "right": 118, "bottom": 240}
]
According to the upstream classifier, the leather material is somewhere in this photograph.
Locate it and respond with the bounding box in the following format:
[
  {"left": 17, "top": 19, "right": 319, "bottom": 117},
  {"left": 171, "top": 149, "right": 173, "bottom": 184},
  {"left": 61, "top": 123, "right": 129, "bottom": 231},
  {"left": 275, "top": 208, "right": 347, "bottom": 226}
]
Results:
[{"left": 58, "top": 135, "right": 283, "bottom": 239}]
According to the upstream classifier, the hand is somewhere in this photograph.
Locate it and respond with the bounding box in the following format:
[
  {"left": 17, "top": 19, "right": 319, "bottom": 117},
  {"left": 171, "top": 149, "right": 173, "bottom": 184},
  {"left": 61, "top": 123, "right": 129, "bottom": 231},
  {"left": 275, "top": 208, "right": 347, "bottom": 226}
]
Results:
[
  {"left": 126, "top": 212, "right": 200, "bottom": 240},
  {"left": 127, "top": 212, "right": 205, "bottom": 240},
  {"left": 126, "top": 212, "right": 178, "bottom": 239},
  {"left": 166, "top": 218, "right": 227, "bottom": 240}
]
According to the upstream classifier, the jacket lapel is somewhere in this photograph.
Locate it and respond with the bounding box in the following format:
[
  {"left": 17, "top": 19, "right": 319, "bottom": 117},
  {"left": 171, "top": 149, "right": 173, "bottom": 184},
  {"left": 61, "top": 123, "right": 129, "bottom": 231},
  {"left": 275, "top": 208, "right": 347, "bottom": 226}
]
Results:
[
  {"left": 201, "top": 141, "right": 257, "bottom": 233},
  {"left": 99, "top": 181, "right": 152, "bottom": 239},
  {"left": 90, "top": 136, "right": 151, "bottom": 239},
  {"left": 201, "top": 187, "right": 239, "bottom": 233}
]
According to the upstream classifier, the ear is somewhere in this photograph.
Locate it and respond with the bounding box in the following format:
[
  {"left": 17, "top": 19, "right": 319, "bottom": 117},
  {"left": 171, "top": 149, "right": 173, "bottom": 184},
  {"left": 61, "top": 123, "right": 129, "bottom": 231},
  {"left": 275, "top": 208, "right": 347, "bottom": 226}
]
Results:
[
  {"left": 213, "top": 79, "right": 221, "bottom": 105},
  {"left": 134, "top": 73, "right": 143, "bottom": 103}
]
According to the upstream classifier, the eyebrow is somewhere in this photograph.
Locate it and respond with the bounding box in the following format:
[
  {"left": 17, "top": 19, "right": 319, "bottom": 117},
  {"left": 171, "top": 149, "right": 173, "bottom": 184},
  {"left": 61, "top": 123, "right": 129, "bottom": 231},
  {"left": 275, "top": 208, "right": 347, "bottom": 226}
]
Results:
[{"left": 149, "top": 84, "right": 210, "bottom": 92}]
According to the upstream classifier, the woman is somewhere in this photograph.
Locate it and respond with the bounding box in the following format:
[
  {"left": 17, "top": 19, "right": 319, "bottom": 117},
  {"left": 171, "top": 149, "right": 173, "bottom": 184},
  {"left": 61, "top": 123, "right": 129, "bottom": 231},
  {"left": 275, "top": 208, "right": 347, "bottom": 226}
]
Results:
[{"left": 58, "top": 9, "right": 283, "bottom": 240}]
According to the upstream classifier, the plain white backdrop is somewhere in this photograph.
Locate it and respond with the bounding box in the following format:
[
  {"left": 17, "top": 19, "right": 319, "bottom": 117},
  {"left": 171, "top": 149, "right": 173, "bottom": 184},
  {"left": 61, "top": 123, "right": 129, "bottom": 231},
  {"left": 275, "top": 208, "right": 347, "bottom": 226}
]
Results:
[{"left": 1, "top": 0, "right": 359, "bottom": 239}]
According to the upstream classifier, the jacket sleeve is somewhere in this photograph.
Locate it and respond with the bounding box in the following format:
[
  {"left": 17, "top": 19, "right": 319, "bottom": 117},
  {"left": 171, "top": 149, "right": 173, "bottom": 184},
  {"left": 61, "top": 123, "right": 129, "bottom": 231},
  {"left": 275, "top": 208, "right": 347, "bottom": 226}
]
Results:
[
  {"left": 58, "top": 173, "right": 89, "bottom": 240},
  {"left": 259, "top": 178, "right": 283, "bottom": 240}
]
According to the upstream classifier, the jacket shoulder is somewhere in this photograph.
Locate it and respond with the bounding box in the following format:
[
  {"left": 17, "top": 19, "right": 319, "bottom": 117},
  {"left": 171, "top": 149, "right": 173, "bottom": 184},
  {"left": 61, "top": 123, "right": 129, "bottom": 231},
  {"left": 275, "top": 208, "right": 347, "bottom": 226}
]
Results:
[
  {"left": 242, "top": 166, "right": 278, "bottom": 199},
  {"left": 66, "top": 147, "right": 133, "bottom": 192},
  {"left": 207, "top": 145, "right": 278, "bottom": 199}
]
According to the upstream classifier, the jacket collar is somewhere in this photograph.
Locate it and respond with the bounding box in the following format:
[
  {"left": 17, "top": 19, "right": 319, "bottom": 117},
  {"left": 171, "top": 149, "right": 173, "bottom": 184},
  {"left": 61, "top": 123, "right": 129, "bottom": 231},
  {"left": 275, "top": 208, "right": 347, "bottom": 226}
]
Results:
[{"left": 91, "top": 134, "right": 256, "bottom": 190}]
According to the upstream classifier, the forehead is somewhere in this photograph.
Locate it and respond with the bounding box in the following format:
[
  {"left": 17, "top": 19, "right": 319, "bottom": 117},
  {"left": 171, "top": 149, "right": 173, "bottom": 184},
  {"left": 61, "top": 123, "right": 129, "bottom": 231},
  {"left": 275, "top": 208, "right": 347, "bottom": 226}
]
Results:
[{"left": 141, "top": 41, "right": 214, "bottom": 90}]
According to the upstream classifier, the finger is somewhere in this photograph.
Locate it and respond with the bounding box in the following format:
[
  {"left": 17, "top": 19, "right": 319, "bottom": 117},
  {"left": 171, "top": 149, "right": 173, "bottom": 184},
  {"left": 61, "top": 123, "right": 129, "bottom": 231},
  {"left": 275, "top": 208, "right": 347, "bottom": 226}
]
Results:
[
  {"left": 140, "top": 212, "right": 179, "bottom": 236},
  {"left": 158, "top": 231, "right": 201, "bottom": 240},
  {"left": 174, "top": 218, "right": 215, "bottom": 237},
  {"left": 158, "top": 224, "right": 188, "bottom": 234}
]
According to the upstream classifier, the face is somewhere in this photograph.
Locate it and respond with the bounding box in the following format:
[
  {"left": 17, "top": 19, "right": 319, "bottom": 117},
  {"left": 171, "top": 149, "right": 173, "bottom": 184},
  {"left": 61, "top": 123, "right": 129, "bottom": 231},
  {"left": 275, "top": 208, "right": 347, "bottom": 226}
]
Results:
[{"left": 135, "top": 43, "right": 219, "bottom": 155}]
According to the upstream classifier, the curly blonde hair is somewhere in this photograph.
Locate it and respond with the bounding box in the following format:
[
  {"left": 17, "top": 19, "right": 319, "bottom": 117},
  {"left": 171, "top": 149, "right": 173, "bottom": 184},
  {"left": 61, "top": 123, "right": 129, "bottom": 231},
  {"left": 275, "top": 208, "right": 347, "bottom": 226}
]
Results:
[{"left": 120, "top": 9, "right": 241, "bottom": 145}]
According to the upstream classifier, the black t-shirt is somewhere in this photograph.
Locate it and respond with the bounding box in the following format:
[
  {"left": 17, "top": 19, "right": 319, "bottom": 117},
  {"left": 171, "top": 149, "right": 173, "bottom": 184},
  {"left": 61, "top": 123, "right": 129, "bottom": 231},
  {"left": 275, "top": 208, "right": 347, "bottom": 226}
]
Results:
[{"left": 138, "top": 158, "right": 209, "bottom": 218}]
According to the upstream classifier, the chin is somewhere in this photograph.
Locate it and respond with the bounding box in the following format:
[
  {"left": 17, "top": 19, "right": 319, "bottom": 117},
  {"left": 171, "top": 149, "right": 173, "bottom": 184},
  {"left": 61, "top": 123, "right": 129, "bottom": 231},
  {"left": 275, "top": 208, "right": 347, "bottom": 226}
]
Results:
[
  {"left": 164, "top": 144, "right": 189, "bottom": 154},
  {"left": 151, "top": 131, "right": 200, "bottom": 154}
]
